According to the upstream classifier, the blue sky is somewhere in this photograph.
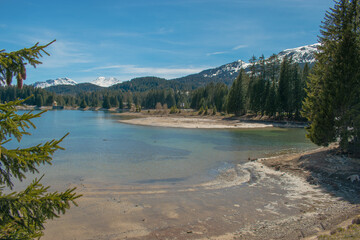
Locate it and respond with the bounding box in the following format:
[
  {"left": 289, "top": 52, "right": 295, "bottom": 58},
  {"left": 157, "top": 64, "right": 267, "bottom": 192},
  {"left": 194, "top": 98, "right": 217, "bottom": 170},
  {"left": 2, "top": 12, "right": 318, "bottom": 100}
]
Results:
[{"left": 0, "top": 0, "right": 333, "bottom": 84}]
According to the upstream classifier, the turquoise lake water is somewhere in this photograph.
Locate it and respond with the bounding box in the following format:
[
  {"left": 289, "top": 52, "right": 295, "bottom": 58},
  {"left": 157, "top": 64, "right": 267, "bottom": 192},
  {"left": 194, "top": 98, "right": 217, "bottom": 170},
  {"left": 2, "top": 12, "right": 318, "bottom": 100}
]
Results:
[{"left": 10, "top": 110, "right": 315, "bottom": 188}]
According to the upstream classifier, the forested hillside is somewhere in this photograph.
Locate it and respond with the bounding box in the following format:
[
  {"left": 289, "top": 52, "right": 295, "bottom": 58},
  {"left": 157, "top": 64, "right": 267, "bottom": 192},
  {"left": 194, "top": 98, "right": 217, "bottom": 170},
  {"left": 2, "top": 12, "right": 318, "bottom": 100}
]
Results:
[{"left": 0, "top": 54, "right": 310, "bottom": 121}]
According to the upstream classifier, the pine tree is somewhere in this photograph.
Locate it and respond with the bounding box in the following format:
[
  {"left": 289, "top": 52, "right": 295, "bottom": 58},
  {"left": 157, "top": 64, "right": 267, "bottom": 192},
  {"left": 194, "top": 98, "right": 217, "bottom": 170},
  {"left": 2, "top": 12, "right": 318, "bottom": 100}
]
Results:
[
  {"left": 118, "top": 95, "right": 124, "bottom": 109},
  {"left": 127, "top": 95, "right": 133, "bottom": 110},
  {"left": 227, "top": 69, "right": 245, "bottom": 116},
  {"left": 35, "top": 94, "right": 43, "bottom": 107},
  {"left": 165, "top": 91, "right": 176, "bottom": 108},
  {"left": 102, "top": 95, "right": 111, "bottom": 109},
  {"left": 265, "top": 81, "right": 277, "bottom": 117},
  {"left": 301, "top": 63, "right": 310, "bottom": 100},
  {"left": 278, "top": 57, "right": 292, "bottom": 117},
  {"left": 302, "top": 0, "right": 360, "bottom": 153},
  {"left": 291, "top": 64, "right": 302, "bottom": 119},
  {"left": 80, "top": 98, "right": 87, "bottom": 108},
  {"left": 110, "top": 96, "right": 119, "bottom": 108},
  {"left": 0, "top": 42, "right": 80, "bottom": 239}
]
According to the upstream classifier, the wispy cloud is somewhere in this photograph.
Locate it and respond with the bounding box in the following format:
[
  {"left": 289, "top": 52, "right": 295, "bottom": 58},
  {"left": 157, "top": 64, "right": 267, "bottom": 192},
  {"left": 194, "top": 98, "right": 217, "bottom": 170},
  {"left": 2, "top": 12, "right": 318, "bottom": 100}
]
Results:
[
  {"left": 12, "top": 28, "right": 94, "bottom": 68},
  {"left": 83, "top": 64, "right": 207, "bottom": 79},
  {"left": 206, "top": 44, "right": 248, "bottom": 56},
  {"left": 40, "top": 40, "right": 93, "bottom": 68},
  {"left": 233, "top": 44, "right": 248, "bottom": 50},
  {"left": 206, "top": 51, "right": 228, "bottom": 56}
]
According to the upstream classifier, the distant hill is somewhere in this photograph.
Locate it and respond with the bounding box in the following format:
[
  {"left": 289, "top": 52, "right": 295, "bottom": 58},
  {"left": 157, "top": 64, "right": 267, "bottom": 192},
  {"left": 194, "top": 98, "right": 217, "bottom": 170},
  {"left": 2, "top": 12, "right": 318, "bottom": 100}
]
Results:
[
  {"left": 37, "top": 43, "right": 319, "bottom": 93},
  {"left": 110, "top": 76, "right": 183, "bottom": 92},
  {"left": 46, "top": 83, "right": 104, "bottom": 94}
]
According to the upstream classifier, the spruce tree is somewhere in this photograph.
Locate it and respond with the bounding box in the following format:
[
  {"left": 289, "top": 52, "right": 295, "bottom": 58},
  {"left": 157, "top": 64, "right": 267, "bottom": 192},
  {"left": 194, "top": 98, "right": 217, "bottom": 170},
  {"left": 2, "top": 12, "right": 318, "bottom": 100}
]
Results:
[
  {"left": 80, "top": 98, "right": 87, "bottom": 108},
  {"left": 278, "top": 57, "right": 292, "bottom": 117},
  {"left": 265, "top": 81, "right": 277, "bottom": 117},
  {"left": 227, "top": 69, "right": 245, "bottom": 116},
  {"left": 118, "top": 95, "right": 124, "bottom": 109},
  {"left": 291, "top": 64, "right": 302, "bottom": 119},
  {"left": 0, "top": 42, "right": 80, "bottom": 239},
  {"left": 35, "top": 94, "right": 43, "bottom": 107},
  {"left": 102, "top": 95, "right": 111, "bottom": 109},
  {"left": 302, "top": 0, "right": 360, "bottom": 153},
  {"left": 301, "top": 63, "right": 310, "bottom": 101}
]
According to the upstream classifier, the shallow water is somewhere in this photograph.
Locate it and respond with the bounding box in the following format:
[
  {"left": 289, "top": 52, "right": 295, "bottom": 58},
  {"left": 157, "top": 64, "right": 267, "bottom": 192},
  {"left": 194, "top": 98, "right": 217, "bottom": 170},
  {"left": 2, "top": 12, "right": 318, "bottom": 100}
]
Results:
[{"left": 10, "top": 110, "right": 315, "bottom": 188}]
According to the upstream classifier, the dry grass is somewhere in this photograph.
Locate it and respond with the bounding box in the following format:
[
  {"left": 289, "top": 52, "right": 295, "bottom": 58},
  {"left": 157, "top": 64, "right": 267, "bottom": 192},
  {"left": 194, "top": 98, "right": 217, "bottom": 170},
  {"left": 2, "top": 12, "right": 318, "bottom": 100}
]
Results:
[{"left": 318, "top": 217, "right": 360, "bottom": 239}]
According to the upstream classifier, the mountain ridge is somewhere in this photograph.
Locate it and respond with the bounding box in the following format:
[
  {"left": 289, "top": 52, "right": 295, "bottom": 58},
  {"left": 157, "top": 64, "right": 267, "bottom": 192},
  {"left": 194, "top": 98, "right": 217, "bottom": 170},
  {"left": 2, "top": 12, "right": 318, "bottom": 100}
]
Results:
[{"left": 33, "top": 43, "right": 319, "bottom": 92}]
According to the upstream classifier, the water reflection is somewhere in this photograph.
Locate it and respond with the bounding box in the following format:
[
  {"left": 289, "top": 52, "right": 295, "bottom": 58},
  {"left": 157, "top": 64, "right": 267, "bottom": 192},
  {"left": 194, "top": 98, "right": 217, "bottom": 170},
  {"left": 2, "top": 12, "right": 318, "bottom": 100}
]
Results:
[{"left": 12, "top": 110, "right": 315, "bottom": 187}]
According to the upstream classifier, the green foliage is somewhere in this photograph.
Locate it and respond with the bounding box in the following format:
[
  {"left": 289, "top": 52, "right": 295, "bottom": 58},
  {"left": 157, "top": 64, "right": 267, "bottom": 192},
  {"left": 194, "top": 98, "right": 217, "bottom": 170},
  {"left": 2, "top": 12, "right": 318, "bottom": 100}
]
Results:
[
  {"left": 0, "top": 43, "right": 80, "bottom": 239},
  {"left": 227, "top": 69, "right": 245, "bottom": 116},
  {"left": 0, "top": 99, "right": 81, "bottom": 239},
  {"left": 190, "top": 82, "right": 228, "bottom": 112},
  {"left": 265, "top": 81, "right": 277, "bottom": 117},
  {"left": 198, "top": 106, "right": 204, "bottom": 115},
  {"left": 278, "top": 57, "right": 292, "bottom": 116},
  {"left": 0, "top": 41, "right": 55, "bottom": 88},
  {"left": 102, "top": 95, "right": 111, "bottom": 109},
  {"left": 212, "top": 106, "right": 217, "bottom": 115},
  {"left": 169, "top": 105, "right": 178, "bottom": 114},
  {"left": 79, "top": 99, "right": 87, "bottom": 108},
  {"left": 127, "top": 96, "right": 132, "bottom": 110},
  {"left": 302, "top": 0, "right": 360, "bottom": 153}
]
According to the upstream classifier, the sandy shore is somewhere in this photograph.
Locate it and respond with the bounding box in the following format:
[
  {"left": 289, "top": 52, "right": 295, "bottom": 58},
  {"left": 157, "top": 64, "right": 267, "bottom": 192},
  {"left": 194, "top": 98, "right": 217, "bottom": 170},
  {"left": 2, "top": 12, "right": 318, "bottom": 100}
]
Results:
[
  {"left": 118, "top": 116, "right": 275, "bottom": 129},
  {"left": 115, "top": 112, "right": 306, "bottom": 129},
  {"left": 42, "top": 146, "right": 360, "bottom": 240}
]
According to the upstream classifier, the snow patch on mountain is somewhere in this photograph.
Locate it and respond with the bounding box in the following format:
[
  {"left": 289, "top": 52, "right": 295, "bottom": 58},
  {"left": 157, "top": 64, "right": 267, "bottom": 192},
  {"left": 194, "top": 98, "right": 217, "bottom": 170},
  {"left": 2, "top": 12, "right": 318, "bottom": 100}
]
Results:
[
  {"left": 202, "top": 60, "right": 252, "bottom": 78},
  {"left": 90, "top": 77, "right": 121, "bottom": 87},
  {"left": 277, "top": 43, "right": 320, "bottom": 64},
  {"left": 202, "top": 43, "right": 319, "bottom": 78},
  {"left": 32, "top": 78, "right": 77, "bottom": 88}
]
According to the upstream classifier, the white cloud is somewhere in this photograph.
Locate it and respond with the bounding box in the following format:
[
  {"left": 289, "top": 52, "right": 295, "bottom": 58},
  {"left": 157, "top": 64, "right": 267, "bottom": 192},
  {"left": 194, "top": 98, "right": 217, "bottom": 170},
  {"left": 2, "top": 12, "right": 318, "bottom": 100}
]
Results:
[
  {"left": 233, "top": 44, "right": 248, "bottom": 50},
  {"left": 206, "top": 44, "right": 248, "bottom": 57},
  {"left": 206, "top": 51, "right": 227, "bottom": 56},
  {"left": 39, "top": 40, "right": 93, "bottom": 68},
  {"left": 13, "top": 29, "right": 94, "bottom": 68},
  {"left": 83, "top": 65, "right": 207, "bottom": 79}
]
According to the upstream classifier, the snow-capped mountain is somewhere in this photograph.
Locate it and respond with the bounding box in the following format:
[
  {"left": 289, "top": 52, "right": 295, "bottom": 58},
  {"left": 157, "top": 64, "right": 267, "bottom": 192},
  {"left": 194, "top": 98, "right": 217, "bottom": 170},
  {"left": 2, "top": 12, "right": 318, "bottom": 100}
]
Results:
[
  {"left": 90, "top": 77, "right": 121, "bottom": 87},
  {"left": 32, "top": 44, "right": 320, "bottom": 91},
  {"left": 32, "top": 77, "right": 77, "bottom": 88},
  {"left": 202, "top": 60, "right": 251, "bottom": 78},
  {"left": 194, "top": 43, "right": 320, "bottom": 81},
  {"left": 276, "top": 43, "right": 320, "bottom": 64}
]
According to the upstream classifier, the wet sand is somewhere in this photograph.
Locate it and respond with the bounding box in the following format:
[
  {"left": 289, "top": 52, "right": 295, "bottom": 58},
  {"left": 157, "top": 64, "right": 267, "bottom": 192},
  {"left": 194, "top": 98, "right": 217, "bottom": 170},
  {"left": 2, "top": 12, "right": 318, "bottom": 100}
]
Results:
[
  {"left": 115, "top": 111, "right": 308, "bottom": 129},
  {"left": 118, "top": 116, "right": 274, "bottom": 129},
  {"left": 43, "top": 147, "right": 360, "bottom": 240}
]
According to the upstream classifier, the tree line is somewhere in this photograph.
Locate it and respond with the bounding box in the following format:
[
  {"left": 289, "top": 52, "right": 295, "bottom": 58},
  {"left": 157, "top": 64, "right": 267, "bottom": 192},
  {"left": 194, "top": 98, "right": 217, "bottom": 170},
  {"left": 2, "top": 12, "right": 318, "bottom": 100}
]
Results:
[
  {"left": 0, "top": 85, "right": 192, "bottom": 110},
  {"left": 190, "top": 56, "right": 310, "bottom": 120},
  {"left": 0, "top": 55, "right": 309, "bottom": 118}
]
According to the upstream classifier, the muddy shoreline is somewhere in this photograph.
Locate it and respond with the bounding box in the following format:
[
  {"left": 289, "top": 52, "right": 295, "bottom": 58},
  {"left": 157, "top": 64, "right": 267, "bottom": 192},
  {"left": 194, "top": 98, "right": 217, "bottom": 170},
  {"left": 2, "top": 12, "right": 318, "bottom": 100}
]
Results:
[{"left": 42, "top": 146, "right": 360, "bottom": 240}]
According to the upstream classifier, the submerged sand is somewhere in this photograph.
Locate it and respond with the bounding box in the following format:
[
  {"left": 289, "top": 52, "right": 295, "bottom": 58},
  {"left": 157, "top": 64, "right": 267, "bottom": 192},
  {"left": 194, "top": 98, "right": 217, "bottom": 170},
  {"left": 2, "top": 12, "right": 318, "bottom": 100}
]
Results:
[
  {"left": 115, "top": 111, "right": 307, "bottom": 129},
  {"left": 43, "top": 147, "right": 360, "bottom": 240},
  {"left": 118, "top": 116, "right": 274, "bottom": 129}
]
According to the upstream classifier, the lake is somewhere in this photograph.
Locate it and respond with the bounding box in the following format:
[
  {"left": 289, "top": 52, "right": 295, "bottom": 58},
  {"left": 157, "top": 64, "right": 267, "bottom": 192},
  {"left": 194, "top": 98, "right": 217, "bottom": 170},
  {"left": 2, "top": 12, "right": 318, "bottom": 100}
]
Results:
[
  {"left": 11, "top": 110, "right": 315, "bottom": 189},
  {"left": 11, "top": 110, "right": 340, "bottom": 240}
]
